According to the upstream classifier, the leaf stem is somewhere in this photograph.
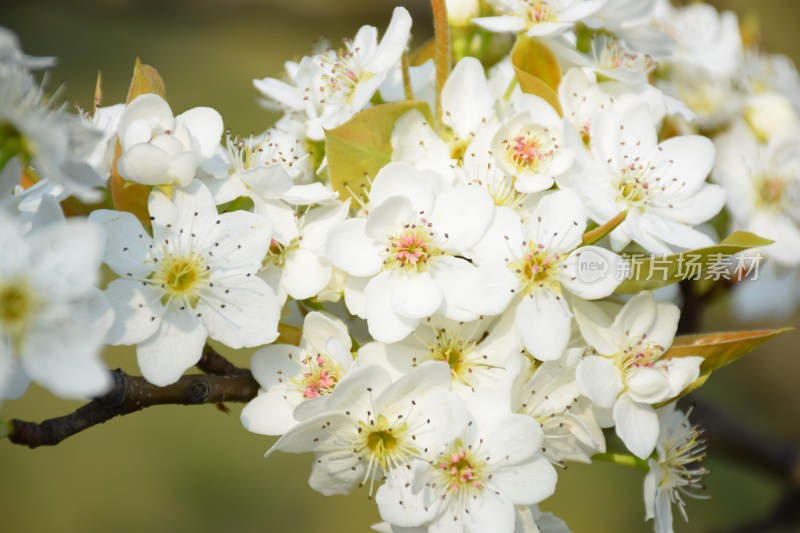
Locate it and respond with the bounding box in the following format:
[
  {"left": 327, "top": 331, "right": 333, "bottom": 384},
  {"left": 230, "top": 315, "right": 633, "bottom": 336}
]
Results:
[
  {"left": 582, "top": 211, "right": 627, "bottom": 246},
  {"left": 593, "top": 452, "right": 650, "bottom": 471},
  {"left": 431, "top": 0, "right": 451, "bottom": 129}
]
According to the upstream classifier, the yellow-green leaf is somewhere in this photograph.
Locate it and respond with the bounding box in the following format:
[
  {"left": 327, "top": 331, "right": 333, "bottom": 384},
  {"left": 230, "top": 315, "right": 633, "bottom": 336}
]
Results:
[
  {"left": 126, "top": 57, "right": 166, "bottom": 103},
  {"left": 614, "top": 231, "right": 773, "bottom": 294},
  {"left": 109, "top": 141, "right": 152, "bottom": 227},
  {"left": 659, "top": 328, "right": 791, "bottom": 403},
  {"left": 325, "top": 101, "right": 434, "bottom": 203},
  {"left": 510, "top": 35, "right": 563, "bottom": 115},
  {"left": 277, "top": 323, "right": 303, "bottom": 346}
]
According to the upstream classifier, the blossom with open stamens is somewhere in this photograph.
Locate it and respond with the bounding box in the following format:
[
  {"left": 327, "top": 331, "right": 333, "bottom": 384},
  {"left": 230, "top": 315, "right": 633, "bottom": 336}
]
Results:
[
  {"left": 564, "top": 104, "right": 725, "bottom": 253},
  {"left": 644, "top": 404, "right": 709, "bottom": 533},
  {"left": 265, "top": 362, "right": 467, "bottom": 497},
  {"left": 573, "top": 292, "right": 703, "bottom": 459},
  {"left": 467, "top": 189, "right": 627, "bottom": 360},
  {"left": 241, "top": 311, "right": 353, "bottom": 436},
  {"left": 375, "top": 391, "right": 557, "bottom": 532},
  {"left": 326, "top": 162, "right": 497, "bottom": 343},
  {"left": 90, "top": 181, "right": 280, "bottom": 386}
]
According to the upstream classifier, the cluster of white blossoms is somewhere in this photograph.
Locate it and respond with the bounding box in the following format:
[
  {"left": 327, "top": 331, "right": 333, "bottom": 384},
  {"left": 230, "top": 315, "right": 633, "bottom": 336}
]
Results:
[
  {"left": 649, "top": 0, "right": 800, "bottom": 320},
  {"left": 0, "top": 0, "right": 796, "bottom": 531}
]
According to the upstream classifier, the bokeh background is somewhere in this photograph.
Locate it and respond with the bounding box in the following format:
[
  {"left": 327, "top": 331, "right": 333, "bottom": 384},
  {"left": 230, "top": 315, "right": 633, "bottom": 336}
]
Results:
[{"left": 1, "top": 1, "right": 799, "bottom": 531}]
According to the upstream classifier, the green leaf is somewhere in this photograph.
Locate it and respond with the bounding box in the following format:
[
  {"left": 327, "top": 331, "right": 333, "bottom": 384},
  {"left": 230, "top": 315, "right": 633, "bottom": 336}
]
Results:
[
  {"left": 510, "top": 35, "right": 563, "bottom": 115},
  {"left": 659, "top": 328, "right": 792, "bottom": 403},
  {"left": 126, "top": 57, "right": 166, "bottom": 103},
  {"left": 614, "top": 231, "right": 773, "bottom": 294},
  {"left": 325, "top": 101, "right": 434, "bottom": 203}
]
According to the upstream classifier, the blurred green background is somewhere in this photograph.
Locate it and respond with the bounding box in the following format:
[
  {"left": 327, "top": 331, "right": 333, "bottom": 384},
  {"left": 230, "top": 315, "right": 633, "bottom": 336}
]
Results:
[{"left": 1, "top": 1, "right": 799, "bottom": 532}]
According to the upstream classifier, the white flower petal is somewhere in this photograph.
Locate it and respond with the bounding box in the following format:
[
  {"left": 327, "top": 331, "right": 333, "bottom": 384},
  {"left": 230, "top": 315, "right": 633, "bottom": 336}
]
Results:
[
  {"left": 327, "top": 218, "right": 384, "bottom": 277},
  {"left": 89, "top": 210, "right": 154, "bottom": 278},
  {"left": 442, "top": 57, "right": 494, "bottom": 138},
  {"left": 431, "top": 185, "right": 495, "bottom": 252},
  {"left": 576, "top": 355, "right": 623, "bottom": 408},
  {"left": 369, "top": 162, "right": 437, "bottom": 214},
  {"left": 104, "top": 279, "right": 165, "bottom": 345},
  {"left": 197, "top": 276, "right": 280, "bottom": 349},
  {"left": 28, "top": 218, "right": 104, "bottom": 300},
  {"left": 282, "top": 248, "right": 332, "bottom": 301},
  {"left": 473, "top": 15, "right": 527, "bottom": 33},
  {"left": 626, "top": 367, "right": 672, "bottom": 404},
  {"left": 241, "top": 389, "right": 300, "bottom": 436},
  {"left": 526, "top": 190, "right": 586, "bottom": 254},
  {"left": 176, "top": 106, "right": 223, "bottom": 160},
  {"left": 491, "top": 455, "right": 557, "bottom": 505},
  {"left": 516, "top": 291, "right": 572, "bottom": 361},
  {"left": 117, "top": 143, "right": 171, "bottom": 185},
  {"left": 136, "top": 308, "right": 207, "bottom": 386},
  {"left": 561, "top": 246, "right": 626, "bottom": 300},
  {"left": 391, "top": 271, "right": 443, "bottom": 319},
  {"left": 365, "top": 271, "right": 421, "bottom": 343},
  {"left": 365, "top": 7, "right": 412, "bottom": 74},
  {"left": 613, "top": 394, "right": 659, "bottom": 459}
]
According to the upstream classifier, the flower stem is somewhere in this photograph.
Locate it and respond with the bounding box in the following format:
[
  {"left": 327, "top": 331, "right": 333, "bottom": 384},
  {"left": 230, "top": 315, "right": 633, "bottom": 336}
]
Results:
[
  {"left": 593, "top": 452, "right": 650, "bottom": 471},
  {"left": 401, "top": 51, "right": 414, "bottom": 101},
  {"left": 431, "top": 0, "right": 451, "bottom": 129},
  {"left": 582, "top": 211, "right": 628, "bottom": 246}
]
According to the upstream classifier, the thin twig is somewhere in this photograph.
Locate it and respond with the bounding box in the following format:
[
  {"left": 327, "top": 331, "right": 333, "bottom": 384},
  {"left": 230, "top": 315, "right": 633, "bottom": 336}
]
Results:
[{"left": 7, "top": 368, "right": 259, "bottom": 449}]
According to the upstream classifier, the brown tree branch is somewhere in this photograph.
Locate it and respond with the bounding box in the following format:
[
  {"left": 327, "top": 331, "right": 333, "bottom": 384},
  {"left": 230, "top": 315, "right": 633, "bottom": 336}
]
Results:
[
  {"left": 7, "top": 367, "right": 259, "bottom": 449},
  {"left": 196, "top": 344, "right": 250, "bottom": 377}
]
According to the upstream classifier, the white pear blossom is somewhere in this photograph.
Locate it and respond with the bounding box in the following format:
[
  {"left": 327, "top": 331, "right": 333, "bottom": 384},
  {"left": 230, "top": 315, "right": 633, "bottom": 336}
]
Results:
[
  {"left": 0, "top": 208, "right": 113, "bottom": 399},
  {"left": 254, "top": 56, "right": 328, "bottom": 141},
  {"left": 116, "top": 93, "right": 223, "bottom": 187},
  {"left": 376, "top": 391, "right": 557, "bottom": 532},
  {"left": 468, "top": 189, "right": 627, "bottom": 361},
  {"left": 0, "top": 69, "right": 106, "bottom": 204},
  {"left": 574, "top": 292, "right": 702, "bottom": 459},
  {"left": 80, "top": 103, "right": 125, "bottom": 178},
  {"left": 254, "top": 7, "right": 411, "bottom": 140},
  {"left": 357, "top": 313, "right": 522, "bottom": 397},
  {"left": 644, "top": 404, "right": 709, "bottom": 533},
  {"left": 89, "top": 181, "right": 280, "bottom": 386},
  {"left": 241, "top": 311, "right": 353, "bottom": 435},
  {"left": 514, "top": 347, "right": 607, "bottom": 464},
  {"left": 266, "top": 362, "right": 467, "bottom": 496},
  {"left": 326, "top": 162, "right": 497, "bottom": 343},
  {"left": 260, "top": 200, "right": 349, "bottom": 305},
  {"left": 476, "top": 0, "right": 607, "bottom": 37},
  {"left": 490, "top": 95, "right": 575, "bottom": 193},
  {"left": 563, "top": 104, "right": 725, "bottom": 253},
  {"left": 713, "top": 121, "right": 800, "bottom": 267},
  {"left": 655, "top": 2, "right": 742, "bottom": 79},
  {"left": 391, "top": 57, "right": 501, "bottom": 178},
  {"left": 201, "top": 129, "right": 335, "bottom": 244}
]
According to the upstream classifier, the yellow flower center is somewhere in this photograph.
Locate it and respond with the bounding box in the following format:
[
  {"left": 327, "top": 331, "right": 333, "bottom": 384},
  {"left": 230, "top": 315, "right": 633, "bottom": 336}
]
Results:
[
  {"left": 509, "top": 242, "right": 565, "bottom": 295},
  {"left": 356, "top": 414, "right": 417, "bottom": 474},
  {"left": 0, "top": 279, "right": 38, "bottom": 353},
  {"left": 151, "top": 252, "right": 209, "bottom": 307}
]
